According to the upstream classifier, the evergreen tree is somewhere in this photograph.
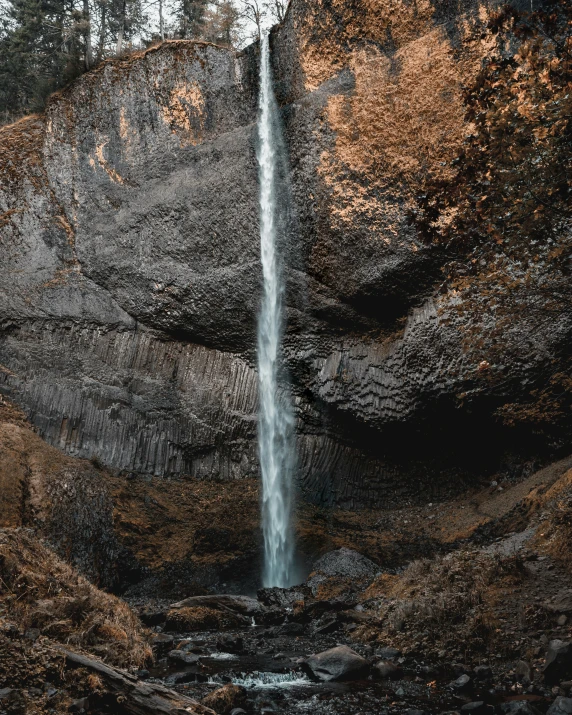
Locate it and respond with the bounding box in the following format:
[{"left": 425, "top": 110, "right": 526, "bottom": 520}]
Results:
[
  {"left": 0, "top": 0, "right": 86, "bottom": 120},
  {"left": 175, "top": 0, "right": 208, "bottom": 39}
]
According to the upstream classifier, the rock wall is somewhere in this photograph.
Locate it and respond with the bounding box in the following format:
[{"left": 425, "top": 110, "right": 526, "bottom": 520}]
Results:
[{"left": 0, "top": 1, "right": 569, "bottom": 507}]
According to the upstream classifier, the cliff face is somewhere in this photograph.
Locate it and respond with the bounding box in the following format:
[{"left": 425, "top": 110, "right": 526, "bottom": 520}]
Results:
[{"left": 0, "top": 0, "right": 570, "bottom": 508}]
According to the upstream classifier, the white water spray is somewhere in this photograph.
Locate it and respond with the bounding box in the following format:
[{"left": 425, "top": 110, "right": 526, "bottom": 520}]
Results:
[{"left": 256, "top": 33, "right": 295, "bottom": 588}]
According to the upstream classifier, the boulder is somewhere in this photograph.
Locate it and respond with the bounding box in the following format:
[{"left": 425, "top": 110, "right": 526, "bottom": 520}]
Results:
[
  {"left": 544, "top": 641, "right": 572, "bottom": 685},
  {"left": 201, "top": 685, "right": 247, "bottom": 715},
  {"left": 167, "top": 650, "right": 200, "bottom": 665},
  {"left": 169, "top": 595, "right": 265, "bottom": 617},
  {"left": 548, "top": 698, "right": 572, "bottom": 715},
  {"left": 165, "top": 607, "right": 244, "bottom": 632},
  {"left": 302, "top": 645, "right": 370, "bottom": 682}
]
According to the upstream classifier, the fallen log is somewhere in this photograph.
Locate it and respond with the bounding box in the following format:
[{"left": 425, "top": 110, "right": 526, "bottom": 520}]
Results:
[{"left": 55, "top": 647, "right": 215, "bottom": 715}]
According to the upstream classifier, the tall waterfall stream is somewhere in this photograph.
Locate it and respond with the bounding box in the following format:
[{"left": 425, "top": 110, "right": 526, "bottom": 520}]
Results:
[{"left": 256, "top": 33, "right": 296, "bottom": 588}]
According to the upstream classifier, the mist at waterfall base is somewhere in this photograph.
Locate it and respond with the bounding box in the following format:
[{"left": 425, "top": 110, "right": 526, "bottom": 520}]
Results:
[{"left": 256, "top": 33, "right": 297, "bottom": 589}]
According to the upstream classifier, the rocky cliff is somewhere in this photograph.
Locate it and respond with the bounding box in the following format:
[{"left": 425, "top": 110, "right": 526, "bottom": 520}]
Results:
[{"left": 0, "top": 0, "right": 570, "bottom": 508}]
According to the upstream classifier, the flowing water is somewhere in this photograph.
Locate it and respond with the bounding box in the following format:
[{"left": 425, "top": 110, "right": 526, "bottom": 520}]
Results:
[{"left": 256, "top": 33, "right": 296, "bottom": 588}]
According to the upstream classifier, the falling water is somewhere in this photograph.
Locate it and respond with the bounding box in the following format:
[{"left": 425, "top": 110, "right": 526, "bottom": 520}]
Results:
[{"left": 256, "top": 33, "right": 296, "bottom": 588}]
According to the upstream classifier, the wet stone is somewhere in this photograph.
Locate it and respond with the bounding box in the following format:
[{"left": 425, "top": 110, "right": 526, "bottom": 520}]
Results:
[
  {"left": 167, "top": 649, "right": 200, "bottom": 664},
  {"left": 548, "top": 697, "right": 572, "bottom": 715},
  {"left": 151, "top": 633, "right": 174, "bottom": 653},
  {"left": 544, "top": 641, "right": 572, "bottom": 685},
  {"left": 374, "top": 661, "right": 403, "bottom": 680},
  {"left": 303, "top": 645, "right": 370, "bottom": 682},
  {"left": 473, "top": 665, "right": 493, "bottom": 680},
  {"left": 451, "top": 674, "right": 472, "bottom": 691}
]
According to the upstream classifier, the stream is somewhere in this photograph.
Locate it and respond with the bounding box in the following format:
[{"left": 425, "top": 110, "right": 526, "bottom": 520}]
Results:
[{"left": 142, "top": 619, "right": 516, "bottom": 715}]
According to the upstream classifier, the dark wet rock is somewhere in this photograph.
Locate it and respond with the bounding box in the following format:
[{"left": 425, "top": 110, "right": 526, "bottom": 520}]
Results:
[
  {"left": 311, "top": 614, "right": 341, "bottom": 635},
  {"left": 548, "top": 698, "right": 572, "bottom": 715},
  {"left": 257, "top": 586, "right": 308, "bottom": 609},
  {"left": 201, "top": 684, "right": 247, "bottom": 715},
  {"left": 139, "top": 608, "right": 167, "bottom": 627},
  {"left": 452, "top": 663, "right": 471, "bottom": 676},
  {"left": 277, "top": 622, "right": 305, "bottom": 636},
  {"left": 150, "top": 633, "right": 174, "bottom": 653},
  {"left": 216, "top": 635, "right": 244, "bottom": 654},
  {"left": 168, "top": 649, "right": 200, "bottom": 665},
  {"left": 377, "top": 647, "right": 402, "bottom": 660},
  {"left": 544, "top": 641, "right": 572, "bottom": 685},
  {"left": 165, "top": 671, "right": 200, "bottom": 685},
  {"left": 176, "top": 638, "right": 206, "bottom": 654},
  {"left": 230, "top": 710, "right": 247, "bottom": 715},
  {"left": 545, "top": 591, "right": 572, "bottom": 614},
  {"left": 136, "top": 669, "right": 150, "bottom": 680},
  {"left": 515, "top": 660, "right": 532, "bottom": 683},
  {"left": 373, "top": 661, "right": 403, "bottom": 680},
  {"left": 421, "top": 664, "right": 440, "bottom": 678},
  {"left": 303, "top": 645, "right": 370, "bottom": 682},
  {"left": 501, "top": 702, "right": 542, "bottom": 714},
  {"left": 473, "top": 665, "right": 493, "bottom": 680},
  {"left": 460, "top": 704, "right": 490, "bottom": 714},
  {"left": 256, "top": 608, "right": 287, "bottom": 626},
  {"left": 292, "top": 597, "right": 354, "bottom": 624},
  {"left": 0, "top": 688, "right": 14, "bottom": 701},
  {"left": 451, "top": 674, "right": 472, "bottom": 691}
]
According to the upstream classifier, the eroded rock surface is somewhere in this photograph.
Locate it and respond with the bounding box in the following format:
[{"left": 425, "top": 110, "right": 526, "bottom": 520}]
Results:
[{"left": 1, "top": 0, "right": 570, "bottom": 507}]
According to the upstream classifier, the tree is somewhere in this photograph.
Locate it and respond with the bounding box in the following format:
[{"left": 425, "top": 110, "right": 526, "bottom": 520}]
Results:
[
  {"left": 236, "top": 0, "right": 264, "bottom": 42},
  {"left": 265, "top": 0, "right": 287, "bottom": 23},
  {"left": 0, "top": 0, "right": 86, "bottom": 120},
  {"left": 108, "top": 0, "right": 144, "bottom": 54},
  {"left": 174, "top": 0, "right": 208, "bottom": 39},
  {"left": 203, "top": 0, "right": 240, "bottom": 47}
]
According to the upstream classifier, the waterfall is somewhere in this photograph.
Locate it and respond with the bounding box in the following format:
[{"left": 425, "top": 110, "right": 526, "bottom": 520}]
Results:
[{"left": 256, "top": 33, "right": 296, "bottom": 588}]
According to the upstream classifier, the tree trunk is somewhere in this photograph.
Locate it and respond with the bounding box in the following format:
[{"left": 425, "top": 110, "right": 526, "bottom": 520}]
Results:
[
  {"left": 116, "top": 0, "right": 126, "bottom": 55},
  {"left": 83, "top": 0, "right": 93, "bottom": 69},
  {"left": 159, "top": 0, "right": 164, "bottom": 40},
  {"left": 97, "top": 3, "right": 106, "bottom": 61},
  {"left": 55, "top": 648, "right": 215, "bottom": 715}
]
